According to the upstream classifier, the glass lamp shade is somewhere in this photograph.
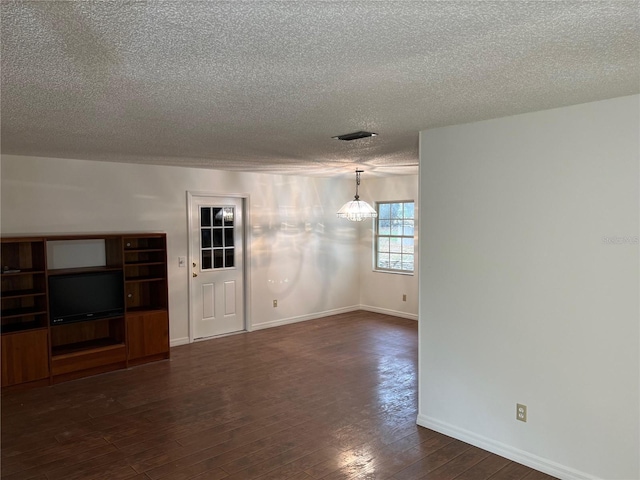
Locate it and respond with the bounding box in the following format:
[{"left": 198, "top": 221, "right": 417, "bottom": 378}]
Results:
[{"left": 336, "top": 199, "right": 378, "bottom": 222}]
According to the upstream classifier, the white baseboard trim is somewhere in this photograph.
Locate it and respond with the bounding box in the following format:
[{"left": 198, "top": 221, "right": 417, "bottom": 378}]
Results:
[
  {"left": 250, "top": 305, "right": 361, "bottom": 331},
  {"left": 416, "top": 414, "right": 601, "bottom": 480},
  {"left": 176, "top": 306, "right": 415, "bottom": 343},
  {"left": 360, "top": 304, "right": 418, "bottom": 321},
  {"left": 170, "top": 337, "right": 190, "bottom": 347}
]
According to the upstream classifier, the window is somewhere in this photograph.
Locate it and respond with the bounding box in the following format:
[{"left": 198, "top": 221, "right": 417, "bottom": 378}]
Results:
[
  {"left": 375, "top": 201, "right": 414, "bottom": 273},
  {"left": 200, "top": 206, "right": 235, "bottom": 269}
]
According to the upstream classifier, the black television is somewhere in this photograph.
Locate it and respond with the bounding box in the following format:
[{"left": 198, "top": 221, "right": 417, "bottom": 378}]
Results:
[{"left": 48, "top": 271, "right": 124, "bottom": 325}]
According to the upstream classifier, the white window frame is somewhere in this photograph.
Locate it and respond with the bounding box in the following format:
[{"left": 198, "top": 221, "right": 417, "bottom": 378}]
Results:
[{"left": 374, "top": 200, "right": 415, "bottom": 275}]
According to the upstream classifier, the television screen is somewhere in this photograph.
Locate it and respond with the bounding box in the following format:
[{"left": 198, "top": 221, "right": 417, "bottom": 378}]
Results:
[{"left": 49, "top": 271, "right": 124, "bottom": 324}]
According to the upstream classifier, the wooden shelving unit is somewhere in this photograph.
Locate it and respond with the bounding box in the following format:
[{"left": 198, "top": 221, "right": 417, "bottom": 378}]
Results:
[
  {"left": 1, "top": 233, "right": 170, "bottom": 390},
  {"left": 123, "top": 234, "right": 169, "bottom": 366},
  {"left": 1, "top": 238, "right": 50, "bottom": 388}
]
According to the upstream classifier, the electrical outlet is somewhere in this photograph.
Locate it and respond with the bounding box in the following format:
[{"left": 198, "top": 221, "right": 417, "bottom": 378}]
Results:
[
  {"left": 273, "top": 300, "right": 277, "bottom": 307},
  {"left": 517, "top": 403, "right": 527, "bottom": 422},
  {"left": 402, "top": 294, "right": 407, "bottom": 302}
]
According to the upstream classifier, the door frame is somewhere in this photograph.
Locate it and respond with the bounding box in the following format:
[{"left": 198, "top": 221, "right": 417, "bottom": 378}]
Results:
[{"left": 186, "top": 191, "right": 252, "bottom": 343}]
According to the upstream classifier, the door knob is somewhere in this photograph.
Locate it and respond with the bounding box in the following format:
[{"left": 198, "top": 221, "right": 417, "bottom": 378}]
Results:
[
  {"left": 193, "top": 272, "right": 198, "bottom": 277},
  {"left": 193, "top": 262, "right": 196, "bottom": 267}
]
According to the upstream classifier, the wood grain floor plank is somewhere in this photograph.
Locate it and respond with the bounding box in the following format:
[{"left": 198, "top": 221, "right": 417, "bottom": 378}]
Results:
[
  {"left": 0, "top": 443, "right": 119, "bottom": 478},
  {"left": 248, "top": 446, "right": 341, "bottom": 480},
  {"left": 422, "top": 446, "right": 491, "bottom": 480},
  {"left": 1, "top": 312, "right": 555, "bottom": 480},
  {"left": 488, "top": 462, "right": 537, "bottom": 480},
  {"left": 452, "top": 454, "right": 512, "bottom": 480},
  {"left": 390, "top": 440, "right": 473, "bottom": 480}
]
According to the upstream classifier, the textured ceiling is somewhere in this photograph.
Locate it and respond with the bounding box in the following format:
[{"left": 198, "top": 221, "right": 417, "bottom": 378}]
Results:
[{"left": 1, "top": 1, "right": 638, "bottom": 177}]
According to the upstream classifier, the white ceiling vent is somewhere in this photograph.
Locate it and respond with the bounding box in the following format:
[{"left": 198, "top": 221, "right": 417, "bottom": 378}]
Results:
[{"left": 332, "top": 131, "right": 378, "bottom": 141}]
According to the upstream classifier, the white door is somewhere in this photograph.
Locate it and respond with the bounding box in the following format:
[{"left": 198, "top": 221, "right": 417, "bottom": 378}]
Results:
[{"left": 189, "top": 195, "right": 245, "bottom": 339}]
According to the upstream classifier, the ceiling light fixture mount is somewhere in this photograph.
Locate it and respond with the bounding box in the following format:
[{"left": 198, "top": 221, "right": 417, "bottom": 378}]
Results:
[
  {"left": 332, "top": 131, "right": 377, "bottom": 141},
  {"left": 336, "top": 169, "right": 378, "bottom": 222}
]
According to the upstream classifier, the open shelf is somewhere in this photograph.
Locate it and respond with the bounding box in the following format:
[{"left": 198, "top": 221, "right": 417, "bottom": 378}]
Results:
[
  {"left": 125, "top": 257, "right": 165, "bottom": 274},
  {"left": 1, "top": 269, "right": 45, "bottom": 276},
  {"left": 123, "top": 236, "right": 166, "bottom": 251},
  {"left": 125, "top": 278, "right": 168, "bottom": 311},
  {"left": 125, "top": 276, "right": 166, "bottom": 283},
  {"left": 125, "top": 306, "right": 167, "bottom": 314},
  {"left": 1, "top": 323, "right": 47, "bottom": 334},
  {"left": 51, "top": 342, "right": 127, "bottom": 378},
  {"left": 52, "top": 338, "right": 124, "bottom": 357},
  {"left": 124, "top": 261, "right": 165, "bottom": 266},
  {"left": 51, "top": 316, "right": 124, "bottom": 347},
  {"left": 48, "top": 266, "right": 123, "bottom": 276},
  {"left": 124, "top": 248, "right": 165, "bottom": 254},
  {"left": 1, "top": 289, "right": 46, "bottom": 299},
  {"left": 1, "top": 307, "right": 48, "bottom": 320},
  {"left": 1, "top": 307, "right": 48, "bottom": 332}
]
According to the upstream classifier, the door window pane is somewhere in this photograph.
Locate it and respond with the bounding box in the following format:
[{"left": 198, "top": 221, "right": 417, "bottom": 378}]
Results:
[
  {"left": 213, "top": 250, "right": 224, "bottom": 268},
  {"left": 201, "top": 207, "right": 211, "bottom": 227},
  {"left": 225, "top": 228, "right": 234, "bottom": 247},
  {"left": 225, "top": 249, "right": 234, "bottom": 268},
  {"left": 213, "top": 208, "right": 223, "bottom": 226},
  {"left": 223, "top": 207, "right": 234, "bottom": 226},
  {"left": 213, "top": 229, "right": 223, "bottom": 247},
  {"left": 201, "top": 206, "right": 236, "bottom": 270},
  {"left": 202, "top": 250, "right": 212, "bottom": 270},
  {"left": 201, "top": 229, "right": 212, "bottom": 248}
]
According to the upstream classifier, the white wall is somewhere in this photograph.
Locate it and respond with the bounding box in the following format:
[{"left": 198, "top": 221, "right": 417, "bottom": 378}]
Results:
[
  {"left": 0, "top": 156, "right": 361, "bottom": 343},
  {"left": 418, "top": 95, "right": 639, "bottom": 480},
  {"left": 359, "top": 175, "right": 419, "bottom": 319}
]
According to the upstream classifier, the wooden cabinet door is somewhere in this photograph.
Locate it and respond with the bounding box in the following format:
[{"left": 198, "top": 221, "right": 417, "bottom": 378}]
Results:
[
  {"left": 1, "top": 330, "right": 49, "bottom": 387},
  {"left": 126, "top": 311, "right": 169, "bottom": 361}
]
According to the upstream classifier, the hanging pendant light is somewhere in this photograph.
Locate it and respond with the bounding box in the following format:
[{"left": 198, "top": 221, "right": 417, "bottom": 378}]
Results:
[{"left": 336, "top": 169, "right": 378, "bottom": 222}]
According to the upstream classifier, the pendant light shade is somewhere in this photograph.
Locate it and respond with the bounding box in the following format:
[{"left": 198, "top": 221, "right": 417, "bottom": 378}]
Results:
[{"left": 336, "top": 170, "right": 378, "bottom": 222}]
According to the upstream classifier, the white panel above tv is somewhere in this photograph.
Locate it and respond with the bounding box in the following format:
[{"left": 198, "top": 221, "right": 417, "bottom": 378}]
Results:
[{"left": 46, "top": 239, "right": 106, "bottom": 270}]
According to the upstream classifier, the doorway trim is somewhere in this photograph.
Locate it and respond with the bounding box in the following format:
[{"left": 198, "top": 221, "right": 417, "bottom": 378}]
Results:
[{"left": 186, "top": 191, "right": 252, "bottom": 343}]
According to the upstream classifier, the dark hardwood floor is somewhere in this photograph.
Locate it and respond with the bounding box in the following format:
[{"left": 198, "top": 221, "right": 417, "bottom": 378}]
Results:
[{"left": 1, "top": 311, "right": 557, "bottom": 480}]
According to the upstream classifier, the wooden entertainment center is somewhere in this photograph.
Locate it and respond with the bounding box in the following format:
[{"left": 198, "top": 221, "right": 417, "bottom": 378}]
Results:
[{"left": 1, "top": 233, "right": 170, "bottom": 390}]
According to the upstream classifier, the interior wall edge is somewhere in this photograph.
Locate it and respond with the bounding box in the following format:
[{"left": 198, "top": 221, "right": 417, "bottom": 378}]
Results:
[
  {"left": 250, "top": 305, "right": 361, "bottom": 331},
  {"left": 359, "top": 305, "right": 418, "bottom": 321},
  {"left": 416, "top": 414, "right": 601, "bottom": 480},
  {"left": 170, "top": 337, "right": 190, "bottom": 348}
]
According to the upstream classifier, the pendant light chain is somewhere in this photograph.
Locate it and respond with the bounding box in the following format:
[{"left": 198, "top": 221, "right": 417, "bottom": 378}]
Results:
[{"left": 354, "top": 169, "right": 362, "bottom": 200}]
